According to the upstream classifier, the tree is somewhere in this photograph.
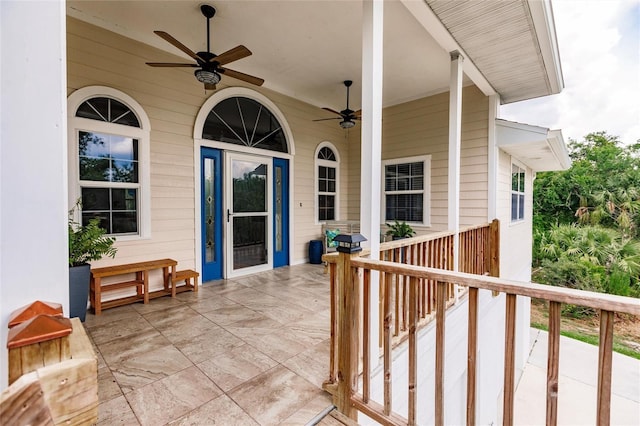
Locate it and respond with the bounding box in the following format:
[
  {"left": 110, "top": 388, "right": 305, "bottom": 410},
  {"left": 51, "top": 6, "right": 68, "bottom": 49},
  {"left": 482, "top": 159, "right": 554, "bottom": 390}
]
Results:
[{"left": 534, "top": 132, "right": 640, "bottom": 237}]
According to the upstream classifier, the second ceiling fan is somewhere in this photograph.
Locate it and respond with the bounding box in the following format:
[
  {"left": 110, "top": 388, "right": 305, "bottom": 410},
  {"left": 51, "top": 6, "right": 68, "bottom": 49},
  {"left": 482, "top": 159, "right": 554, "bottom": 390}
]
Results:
[
  {"left": 146, "top": 4, "right": 264, "bottom": 91},
  {"left": 314, "top": 80, "right": 361, "bottom": 129}
]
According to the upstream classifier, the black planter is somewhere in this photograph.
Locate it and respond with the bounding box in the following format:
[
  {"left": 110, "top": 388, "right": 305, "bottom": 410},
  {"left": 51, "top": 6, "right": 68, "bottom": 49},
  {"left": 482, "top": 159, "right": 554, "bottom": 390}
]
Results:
[{"left": 69, "top": 263, "right": 91, "bottom": 322}]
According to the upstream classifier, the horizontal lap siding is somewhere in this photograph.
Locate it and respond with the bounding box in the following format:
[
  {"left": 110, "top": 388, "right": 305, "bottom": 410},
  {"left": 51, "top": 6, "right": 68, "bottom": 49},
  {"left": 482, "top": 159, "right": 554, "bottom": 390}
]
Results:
[
  {"left": 348, "top": 86, "right": 489, "bottom": 233},
  {"left": 67, "top": 18, "right": 347, "bottom": 282}
]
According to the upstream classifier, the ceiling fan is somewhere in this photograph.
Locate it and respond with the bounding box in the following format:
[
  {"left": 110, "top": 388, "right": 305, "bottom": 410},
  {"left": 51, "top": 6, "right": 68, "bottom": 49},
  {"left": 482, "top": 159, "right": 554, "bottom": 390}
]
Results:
[
  {"left": 146, "top": 4, "right": 264, "bottom": 91},
  {"left": 314, "top": 80, "right": 361, "bottom": 129}
]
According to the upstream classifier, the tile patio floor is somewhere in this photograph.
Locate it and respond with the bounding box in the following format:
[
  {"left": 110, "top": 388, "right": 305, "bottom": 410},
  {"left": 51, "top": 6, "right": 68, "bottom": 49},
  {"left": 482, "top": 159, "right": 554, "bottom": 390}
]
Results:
[{"left": 84, "top": 264, "right": 335, "bottom": 425}]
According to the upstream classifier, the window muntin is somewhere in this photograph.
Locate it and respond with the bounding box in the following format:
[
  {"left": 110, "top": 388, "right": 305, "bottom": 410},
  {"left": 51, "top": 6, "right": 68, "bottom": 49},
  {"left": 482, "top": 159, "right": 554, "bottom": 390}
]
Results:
[
  {"left": 202, "top": 97, "right": 287, "bottom": 153},
  {"left": 76, "top": 97, "right": 140, "bottom": 127},
  {"left": 316, "top": 145, "right": 338, "bottom": 222},
  {"left": 382, "top": 156, "right": 430, "bottom": 224},
  {"left": 511, "top": 163, "right": 526, "bottom": 222}
]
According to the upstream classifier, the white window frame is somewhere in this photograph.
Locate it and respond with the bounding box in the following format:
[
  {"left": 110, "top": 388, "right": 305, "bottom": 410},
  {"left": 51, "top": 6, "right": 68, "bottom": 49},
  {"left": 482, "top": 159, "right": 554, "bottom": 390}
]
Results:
[
  {"left": 67, "top": 86, "right": 151, "bottom": 240},
  {"left": 314, "top": 142, "right": 340, "bottom": 224},
  {"left": 511, "top": 160, "right": 526, "bottom": 223},
  {"left": 381, "top": 155, "right": 431, "bottom": 226}
]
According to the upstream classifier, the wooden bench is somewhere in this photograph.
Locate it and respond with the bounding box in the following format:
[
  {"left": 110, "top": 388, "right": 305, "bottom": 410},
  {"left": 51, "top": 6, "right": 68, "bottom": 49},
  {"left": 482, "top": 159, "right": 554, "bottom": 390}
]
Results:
[
  {"left": 172, "top": 269, "right": 199, "bottom": 296},
  {"left": 90, "top": 258, "right": 177, "bottom": 315}
]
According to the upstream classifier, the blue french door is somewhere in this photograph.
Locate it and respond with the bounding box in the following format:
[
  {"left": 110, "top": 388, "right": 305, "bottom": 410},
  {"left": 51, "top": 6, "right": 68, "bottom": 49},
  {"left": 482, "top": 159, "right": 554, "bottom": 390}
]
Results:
[
  {"left": 273, "top": 158, "right": 289, "bottom": 268},
  {"left": 201, "top": 148, "right": 223, "bottom": 281}
]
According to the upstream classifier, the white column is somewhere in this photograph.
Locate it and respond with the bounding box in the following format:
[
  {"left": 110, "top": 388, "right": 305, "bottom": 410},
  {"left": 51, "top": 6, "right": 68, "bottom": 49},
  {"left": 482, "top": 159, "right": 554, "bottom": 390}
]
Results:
[
  {"left": 0, "top": 0, "right": 68, "bottom": 390},
  {"left": 487, "top": 94, "right": 500, "bottom": 220},
  {"left": 361, "top": 0, "right": 383, "bottom": 365},
  {"left": 448, "top": 51, "right": 463, "bottom": 299}
]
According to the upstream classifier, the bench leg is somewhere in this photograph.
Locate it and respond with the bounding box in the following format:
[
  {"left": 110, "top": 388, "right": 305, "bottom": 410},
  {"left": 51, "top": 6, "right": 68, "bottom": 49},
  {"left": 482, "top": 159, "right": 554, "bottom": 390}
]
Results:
[
  {"left": 93, "top": 277, "right": 102, "bottom": 315},
  {"left": 193, "top": 275, "right": 199, "bottom": 293}
]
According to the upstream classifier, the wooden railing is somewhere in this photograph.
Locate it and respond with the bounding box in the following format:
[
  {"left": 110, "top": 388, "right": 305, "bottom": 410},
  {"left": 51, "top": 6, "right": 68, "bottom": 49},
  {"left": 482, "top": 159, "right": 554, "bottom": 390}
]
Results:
[
  {"left": 323, "top": 221, "right": 499, "bottom": 387},
  {"left": 324, "top": 251, "right": 640, "bottom": 425}
]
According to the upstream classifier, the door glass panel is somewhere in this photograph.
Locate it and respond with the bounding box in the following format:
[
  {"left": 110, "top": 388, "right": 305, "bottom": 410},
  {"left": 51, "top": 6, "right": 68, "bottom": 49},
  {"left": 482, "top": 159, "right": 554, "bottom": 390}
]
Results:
[
  {"left": 275, "top": 166, "right": 283, "bottom": 252},
  {"left": 232, "top": 160, "right": 266, "bottom": 212},
  {"left": 204, "top": 158, "right": 216, "bottom": 262},
  {"left": 233, "top": 216, "right": 267, "bottom": 269}
]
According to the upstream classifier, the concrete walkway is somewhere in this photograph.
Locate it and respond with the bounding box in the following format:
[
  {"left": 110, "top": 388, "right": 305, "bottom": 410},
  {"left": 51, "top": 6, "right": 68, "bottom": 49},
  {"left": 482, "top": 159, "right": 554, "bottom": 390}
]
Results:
[{"left": 514, "top": 328, "right": 640, "bottom": 425}]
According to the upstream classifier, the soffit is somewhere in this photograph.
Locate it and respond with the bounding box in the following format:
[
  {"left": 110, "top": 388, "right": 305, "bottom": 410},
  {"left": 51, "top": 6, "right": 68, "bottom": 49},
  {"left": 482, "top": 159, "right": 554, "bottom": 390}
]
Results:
[{"left": 426, "top": 0, "right": 563, "bottom": 104}]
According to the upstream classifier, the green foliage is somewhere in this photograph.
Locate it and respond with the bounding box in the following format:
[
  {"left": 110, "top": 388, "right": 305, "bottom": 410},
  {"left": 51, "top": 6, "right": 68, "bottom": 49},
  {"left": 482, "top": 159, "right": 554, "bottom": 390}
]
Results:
[
  {"left": 385, "top": 220, "right": 416, "bottom": 238},
  {"left": 534, "top": 132, "right": 640, "bottom": 239},
  {"left": 68, "top": 201, "right": 117, "bottom": 267}
]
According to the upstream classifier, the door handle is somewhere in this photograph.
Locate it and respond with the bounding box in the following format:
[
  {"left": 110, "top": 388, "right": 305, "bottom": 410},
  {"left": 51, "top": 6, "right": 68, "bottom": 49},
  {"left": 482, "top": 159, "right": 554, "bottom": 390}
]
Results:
[{"left": 227, "top": 208, "right": 231, "bottom": 223}]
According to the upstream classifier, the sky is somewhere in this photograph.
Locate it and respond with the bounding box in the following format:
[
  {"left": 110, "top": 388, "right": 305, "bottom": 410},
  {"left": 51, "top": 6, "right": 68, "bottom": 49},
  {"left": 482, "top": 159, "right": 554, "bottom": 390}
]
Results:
[{"left": 500, "top": 0, "right": 640, "bottom": 145}]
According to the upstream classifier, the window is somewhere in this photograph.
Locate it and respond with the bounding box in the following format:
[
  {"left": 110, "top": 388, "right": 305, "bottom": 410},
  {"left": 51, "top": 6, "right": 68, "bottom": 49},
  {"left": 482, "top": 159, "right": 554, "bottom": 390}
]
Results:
[
  {"left": 315, "top": 143, "right": 339, "bottom": 222},
  {"left": 202, "top": 96, "right": 287, "bottom": 153},
  {"left": 382, "top": 155, "right": 430, "bottom": 224},
  {"left": 68, "top": 87, "right": 151, "bottom": 238},
  {"left": 511, "top": 163, "right": 526, "bottom": 222}
]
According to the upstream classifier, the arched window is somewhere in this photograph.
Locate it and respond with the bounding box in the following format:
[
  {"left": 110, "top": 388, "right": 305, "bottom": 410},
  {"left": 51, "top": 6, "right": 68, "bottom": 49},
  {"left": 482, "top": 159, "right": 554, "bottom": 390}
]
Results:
[
  {"left": 315, "top": 143, "right": 340, "bottom": 222},
  {"left": 68, "top": 87, "right": 151, "bottom": 238},
  {"left": 202, "top": 96, "right": 287, "bottom": 153}
]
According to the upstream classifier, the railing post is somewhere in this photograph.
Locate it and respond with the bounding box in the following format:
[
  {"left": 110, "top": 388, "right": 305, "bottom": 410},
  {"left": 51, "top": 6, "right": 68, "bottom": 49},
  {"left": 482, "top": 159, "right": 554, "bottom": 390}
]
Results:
[
  {"left": 489, "top": 219, "right": 500, "bottom": 277},
  {"left": 334, "top": 249, "right": 361, "bottom": 421}
]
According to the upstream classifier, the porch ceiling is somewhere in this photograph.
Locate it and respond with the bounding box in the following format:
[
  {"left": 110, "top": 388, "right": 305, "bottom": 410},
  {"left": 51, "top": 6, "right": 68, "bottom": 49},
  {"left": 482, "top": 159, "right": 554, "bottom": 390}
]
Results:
[{"left": 66, "top": 0, "right": 561, "bottom": 110}]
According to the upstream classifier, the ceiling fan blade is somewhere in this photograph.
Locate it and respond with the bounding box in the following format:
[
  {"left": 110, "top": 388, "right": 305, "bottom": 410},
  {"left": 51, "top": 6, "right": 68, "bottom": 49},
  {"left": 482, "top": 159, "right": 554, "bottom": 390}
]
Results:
[
  {"left": 322, "top": 108, "right": 343, "bottom": 116},
  {"left": 313, "top": 118, "right": 343, "bottom": 122},
  {"left": 353, "top": 109, "right": 362, "bottom": 117},
  {"left": 219, "top": 67, "right": 264, "bottom": 86},
  {"left": 154, "top": 31, "right": 205, "bottom": 63},
  {"left": 146, "top": 62, "right": 197, "bottom": 67},
  {"left": 213, "top": 45, "right": 252, "bottom": 66},
  {"left": 204, "top": 83, "right": 217, "bottom": 91}
]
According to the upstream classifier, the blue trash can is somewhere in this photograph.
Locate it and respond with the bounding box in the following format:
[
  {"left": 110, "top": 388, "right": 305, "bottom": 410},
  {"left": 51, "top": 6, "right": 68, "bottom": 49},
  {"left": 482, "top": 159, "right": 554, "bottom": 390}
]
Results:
[{"left": 309, "top": 240, "right": 323, "bottom": 264}]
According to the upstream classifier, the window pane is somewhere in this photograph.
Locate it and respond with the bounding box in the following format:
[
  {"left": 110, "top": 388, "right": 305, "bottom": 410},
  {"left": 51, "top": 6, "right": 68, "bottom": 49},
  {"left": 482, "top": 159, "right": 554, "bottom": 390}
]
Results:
[
  {"left": 82, "top": 212, "right": 110, "bottom": 233},
  {"left": 328, "top": 167, "right": 336, "bottom": 180},
  {"left": 80, "top": 157, "right": 110, "bottom": 181},
  {"left": 82, "top": 187, "right": 138, "bottom": 235},
  {"left": 112, "top": 212, "right": 138, "bottom": 234},
  {"left": 385, "top": 194, "right": 422, "bottom": 222},
  {"left": 112, "top": 160, "right": 138, "bottom": 183},
  {"left": 319, "top": 166, "right": 327, "bottom": 179},
  {"left": 519, "top": 171, "right": 525, "bottom": 192},
  {"left": 79, "top": 131, "right": 109, "bottom": 157},
  {"left": 319, "top": 179, "right": 327, "bottom": 192},
  {"left": 110, "top": 136, "right": 137, "bottom": 161},
  {"left": 111, "top": 189, "right": 137, "bottom": 211},
  {"left": 328, "top": 180, "right": 336, "bottom": 193},
  {"left": 319, "top": 195, "right": 335, "bottom": 221},
  {"left": 82, "top": 188, "right": 110, "bottom": 210},
  {"left": 518, "top": 194, "right": 525, "bottom": 219},
  {"left": 233, "top": 160, "right": 267, "bottom": 213},
  {"left": 511, "top": 193, "right": 518, "bottom": 221}
]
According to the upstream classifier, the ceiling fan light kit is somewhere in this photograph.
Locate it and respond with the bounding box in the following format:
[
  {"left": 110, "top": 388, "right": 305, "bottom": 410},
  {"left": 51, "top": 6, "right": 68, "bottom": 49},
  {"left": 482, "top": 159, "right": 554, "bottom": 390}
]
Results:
[
  {"left": 195, "top": 69, "right": 221, "bottom": 85},
  {"left": 314, "top": 80, "right": 362, "bottom": 129},
  {"left": 146, "top": 4, "right": 264, "bottom": 90}
]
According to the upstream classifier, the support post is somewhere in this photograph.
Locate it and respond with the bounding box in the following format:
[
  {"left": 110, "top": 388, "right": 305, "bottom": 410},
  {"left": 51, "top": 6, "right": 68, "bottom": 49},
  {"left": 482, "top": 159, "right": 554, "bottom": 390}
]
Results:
[
  {"left": 448, "top": 51, "right": 464, "bottom": 301},
  {"left": 334, "top": 250, "right": 361, "bottom": 421},
  {"left": 361, "top": 0, "right": 383, "bottom": 366}
]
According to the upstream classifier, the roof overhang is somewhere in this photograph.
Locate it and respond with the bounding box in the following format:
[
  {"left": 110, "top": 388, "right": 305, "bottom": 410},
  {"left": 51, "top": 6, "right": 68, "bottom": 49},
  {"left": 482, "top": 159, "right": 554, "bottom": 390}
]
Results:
[
  {"left": 423, "top": 0, "right": 564, "bottom": 104},
  {"left": 496, "top": 119, "right": 570, "bottom": 171}
]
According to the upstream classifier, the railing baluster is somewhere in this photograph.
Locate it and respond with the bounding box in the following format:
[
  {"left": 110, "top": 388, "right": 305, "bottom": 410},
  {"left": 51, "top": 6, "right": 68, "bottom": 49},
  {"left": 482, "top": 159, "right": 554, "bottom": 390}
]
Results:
[
  {"left": 597, "top": 309, "right": 614, "bottom": 426},
  {"left": 363, "top": 269, "right": 371, "bottom": 403},
  {"left": 503, "top": 294, "right": 517, "bottom": 426},
  {"left": 435, "top": 281, "right": 447, "bottom": 426},
  {"left": 546, "top": 301, "right": 561, "bottom": 426},
  {"left": 408, "top": 276, "right": 418, "bottom": 426},
  {"left": 467, "top": 287, "right": 478, "bottom": 426},
  {"left": 384, "top": 272, "right": 393, "bottom": 415},
  {"left": 329, "top": 261, "right": 337, "bottom": 383}
]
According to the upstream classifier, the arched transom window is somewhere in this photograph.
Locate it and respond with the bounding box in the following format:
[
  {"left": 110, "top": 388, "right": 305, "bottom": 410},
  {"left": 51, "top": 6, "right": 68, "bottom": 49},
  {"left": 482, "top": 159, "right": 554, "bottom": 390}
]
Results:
[{"left": 202, "top": 96, "right": 288, "bottom": 153}]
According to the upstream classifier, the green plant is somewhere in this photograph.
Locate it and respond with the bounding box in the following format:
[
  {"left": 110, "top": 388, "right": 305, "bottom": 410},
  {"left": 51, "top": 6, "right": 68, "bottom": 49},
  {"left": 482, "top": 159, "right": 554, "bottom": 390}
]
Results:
[
  {"left": 385, "top": 220, "right": 416, "bottom": 239},
  {"left": 68, "top": 201, "right": 117, "bottom": 266}
]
